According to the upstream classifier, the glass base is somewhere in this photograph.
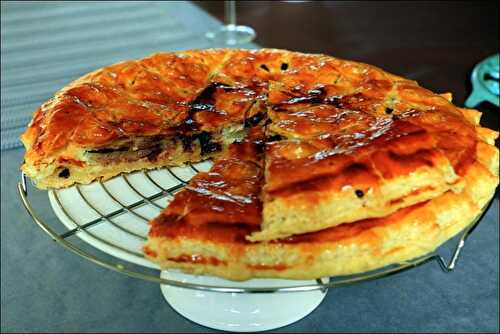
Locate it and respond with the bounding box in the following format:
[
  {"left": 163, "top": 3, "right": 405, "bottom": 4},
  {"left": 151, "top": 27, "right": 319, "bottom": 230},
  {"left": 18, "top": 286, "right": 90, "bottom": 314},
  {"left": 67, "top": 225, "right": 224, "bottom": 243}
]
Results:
[{"left": 205, "top": 24, "right": 256, "bottom": 45}]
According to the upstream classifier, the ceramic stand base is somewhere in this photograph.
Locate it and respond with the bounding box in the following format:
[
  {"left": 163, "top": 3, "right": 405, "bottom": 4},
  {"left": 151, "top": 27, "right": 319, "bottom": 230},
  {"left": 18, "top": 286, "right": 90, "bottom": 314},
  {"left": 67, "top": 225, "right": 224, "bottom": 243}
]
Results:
[{"left": 160, "top": 271, "right": 329, "bottom": 332}]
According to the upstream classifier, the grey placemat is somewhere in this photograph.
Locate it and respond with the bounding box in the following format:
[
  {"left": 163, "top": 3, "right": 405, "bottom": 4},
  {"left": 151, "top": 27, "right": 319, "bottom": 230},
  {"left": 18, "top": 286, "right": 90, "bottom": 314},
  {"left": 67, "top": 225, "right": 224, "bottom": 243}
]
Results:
[{"left": 0, "top": 1, "right": 255, "bottom": 150}]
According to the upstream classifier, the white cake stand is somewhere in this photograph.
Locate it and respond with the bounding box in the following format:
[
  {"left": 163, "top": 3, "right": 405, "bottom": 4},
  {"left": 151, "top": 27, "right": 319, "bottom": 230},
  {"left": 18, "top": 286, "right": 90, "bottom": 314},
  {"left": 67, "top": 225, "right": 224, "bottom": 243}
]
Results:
[
  {"left": 160, "top": 271, "right": 328, "bottom": 332},
  {"left": 41, "top": 161, "right": 328, "bottom": 331},
  {"left": 17, "top": 162, "right": 490, "bottom": 332}
]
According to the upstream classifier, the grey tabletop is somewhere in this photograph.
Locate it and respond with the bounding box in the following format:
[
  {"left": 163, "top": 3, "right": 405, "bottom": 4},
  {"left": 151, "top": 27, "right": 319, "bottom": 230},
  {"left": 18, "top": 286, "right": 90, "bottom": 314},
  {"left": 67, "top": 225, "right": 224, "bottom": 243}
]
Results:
[{"left": 1, "top": 2, "right": 499, "bottom": 333}]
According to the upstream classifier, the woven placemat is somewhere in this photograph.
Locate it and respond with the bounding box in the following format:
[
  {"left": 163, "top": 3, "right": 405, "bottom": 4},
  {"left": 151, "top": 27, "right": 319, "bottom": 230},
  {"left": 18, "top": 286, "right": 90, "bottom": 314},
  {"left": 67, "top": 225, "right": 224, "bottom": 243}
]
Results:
[{"left": 1, "top": 1, "right": 256, "bottom": 150}]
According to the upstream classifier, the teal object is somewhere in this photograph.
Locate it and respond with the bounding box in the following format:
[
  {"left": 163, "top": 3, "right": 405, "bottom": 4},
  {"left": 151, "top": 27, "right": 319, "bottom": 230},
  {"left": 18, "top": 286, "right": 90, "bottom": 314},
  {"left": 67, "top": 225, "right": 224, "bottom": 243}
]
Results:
[{"left": 465, "top": 54, "right": 499, "bottom": 108}]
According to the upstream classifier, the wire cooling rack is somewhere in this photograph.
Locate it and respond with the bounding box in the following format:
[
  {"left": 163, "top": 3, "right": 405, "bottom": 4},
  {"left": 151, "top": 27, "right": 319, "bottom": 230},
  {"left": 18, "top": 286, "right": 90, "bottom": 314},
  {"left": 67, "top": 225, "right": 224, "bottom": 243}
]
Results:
[{"left": 17, "top": 163, "right": 492, "bottom": 294}]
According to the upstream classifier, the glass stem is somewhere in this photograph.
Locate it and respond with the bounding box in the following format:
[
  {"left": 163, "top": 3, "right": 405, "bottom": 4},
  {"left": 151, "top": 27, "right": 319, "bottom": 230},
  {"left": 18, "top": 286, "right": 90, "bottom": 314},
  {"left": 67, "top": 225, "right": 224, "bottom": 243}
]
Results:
[{"left": 225, "top": 1, "right": 237, "bottom": 27}]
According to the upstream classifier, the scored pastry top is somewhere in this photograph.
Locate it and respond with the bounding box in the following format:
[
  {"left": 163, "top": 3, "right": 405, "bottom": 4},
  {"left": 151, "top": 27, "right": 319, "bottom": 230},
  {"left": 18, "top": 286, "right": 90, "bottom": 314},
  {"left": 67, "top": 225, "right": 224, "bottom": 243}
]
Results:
[
  {"left": 20, "top": 48, "right": 497, "bottom": 242},
  {"left": 22, "top": 48, "right": 476, "bottom": 169}
]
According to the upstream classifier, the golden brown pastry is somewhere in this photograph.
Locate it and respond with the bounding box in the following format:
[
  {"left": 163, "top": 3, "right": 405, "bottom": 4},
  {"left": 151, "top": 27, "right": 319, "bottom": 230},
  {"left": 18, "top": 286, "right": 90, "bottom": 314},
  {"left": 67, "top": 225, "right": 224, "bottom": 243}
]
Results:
[
  {"left": 21, "top": 49, "right": 277, "bottom": 189},
  {"left": 21, "top": 49, "right": 499, "bottom": 280},
  {"left": 144, "top": 110, "right": 498, "bottom": 280}
]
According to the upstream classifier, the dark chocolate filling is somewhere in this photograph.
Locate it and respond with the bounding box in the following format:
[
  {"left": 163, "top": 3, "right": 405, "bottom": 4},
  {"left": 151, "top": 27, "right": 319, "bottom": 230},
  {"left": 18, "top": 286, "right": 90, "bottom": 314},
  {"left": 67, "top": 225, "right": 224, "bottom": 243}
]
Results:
[
  {"left": 58, "top": 168, "right": 70, "bottom": 178},
  {"left": 198, "top": 131, "right": 222, "bottom": 155},
  {"left": 146, "top": 145, "right": 163, "bottom": 162},
  {"left": 177, "top": 134, "right": 195, "bottom": 152},
  {"left": 88, "top": 147, "right": 128, "bottom": 154}
]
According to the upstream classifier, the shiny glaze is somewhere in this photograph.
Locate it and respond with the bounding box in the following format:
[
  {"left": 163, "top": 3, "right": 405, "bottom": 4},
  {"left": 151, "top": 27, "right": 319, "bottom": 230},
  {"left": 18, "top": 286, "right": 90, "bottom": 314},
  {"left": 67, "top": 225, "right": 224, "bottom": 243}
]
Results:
[
  {"left": 24, "top": 49, "right": 481, "bottom": 255},
  {"left": 27, "top": 50, "right": 276, "bottom": 157},
  {"left": 162, "top": 156, "right": 263, "bottom": 226},
  {"left": 267, "top": 159, "right": 380, "bottom": 197},
  {"left": 150, "top": 127, "right": 265, "bottom": 231},
  {"left": 148, "top": 123, "right": 440, "bottom": 248},
  {"left": 402, "top": 107, "right": 478, "bottom": 176},
  {"left": 24, "top": 49, "right": 477, "bottom": 187},
  {"left": 265, "top": 111, "right": 450, "bottom": 196},
  {"left": 21, "top": 48, "right": 486, "bottom": 266},
  {"left": 264, "top": 63, "right": 479, "bottom": 196},
  {"left": 189, "top": 82, "right": 257, "bottom": 132},
  {"left": 149, "top": 218, "right": 258, "bottom": 243}
]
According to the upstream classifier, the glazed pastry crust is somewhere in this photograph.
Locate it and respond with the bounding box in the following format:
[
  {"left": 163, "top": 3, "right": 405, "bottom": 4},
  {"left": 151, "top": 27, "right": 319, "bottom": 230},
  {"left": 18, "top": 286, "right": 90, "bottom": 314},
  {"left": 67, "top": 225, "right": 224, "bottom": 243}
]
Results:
[
  {"left": 145, "top": 156, "right": 498, "bottom": 281},
  {"left": 145, "top": 107, "right": 498, "bottom": 280},
  {"left": 21, "top": 49, "right": 499, "bottom": 280}
]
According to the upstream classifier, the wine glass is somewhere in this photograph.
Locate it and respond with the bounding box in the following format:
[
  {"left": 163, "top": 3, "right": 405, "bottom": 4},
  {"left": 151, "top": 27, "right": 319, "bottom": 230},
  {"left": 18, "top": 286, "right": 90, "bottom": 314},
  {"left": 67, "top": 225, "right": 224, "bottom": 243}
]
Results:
[{"left": 205, "top": 1, "right": 256, "bottom": 45}]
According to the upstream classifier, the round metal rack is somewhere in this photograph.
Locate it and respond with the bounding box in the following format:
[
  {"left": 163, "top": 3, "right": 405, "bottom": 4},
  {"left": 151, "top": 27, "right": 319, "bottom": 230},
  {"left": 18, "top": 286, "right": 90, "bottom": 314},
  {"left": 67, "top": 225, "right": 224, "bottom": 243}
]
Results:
[{"left": 17, "top": 164, "right": 492, "bottom": 294}]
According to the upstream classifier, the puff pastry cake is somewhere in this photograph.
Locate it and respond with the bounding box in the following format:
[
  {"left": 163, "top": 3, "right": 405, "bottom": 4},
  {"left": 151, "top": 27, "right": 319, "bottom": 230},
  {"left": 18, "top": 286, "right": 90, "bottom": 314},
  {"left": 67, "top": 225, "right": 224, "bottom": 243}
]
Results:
[{"left": 21, "top": 48, "right": 499, "bottom": 280}]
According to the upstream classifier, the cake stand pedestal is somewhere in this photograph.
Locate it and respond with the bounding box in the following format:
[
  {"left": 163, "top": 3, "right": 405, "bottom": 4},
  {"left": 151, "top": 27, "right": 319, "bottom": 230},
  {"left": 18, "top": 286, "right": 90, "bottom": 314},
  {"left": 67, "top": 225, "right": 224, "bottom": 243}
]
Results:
[{"left": 160, "top": 270, "right": 329, "bottom": 332}]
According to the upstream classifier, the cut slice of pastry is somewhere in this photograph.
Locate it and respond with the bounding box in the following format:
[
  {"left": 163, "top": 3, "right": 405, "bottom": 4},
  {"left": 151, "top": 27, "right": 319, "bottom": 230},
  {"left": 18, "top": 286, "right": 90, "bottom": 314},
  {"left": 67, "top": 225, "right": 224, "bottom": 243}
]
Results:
[
  {"left": 249, "top": 76, "right": 479, "bottom": 241},
  {"left": 144, "top": 125, "right": 267, "bottom": 278},
  {"left": 250, "top": 125, "right": 461, "bottom": 241},
  {"left": 144, "top": 130, "right": 498, "bottom": 281},
  {"left": 159, "top": 122, "right": 265, "bottom": 226},
  {"left": 145, "top": 97, "right": 498, "bottom": 279}
]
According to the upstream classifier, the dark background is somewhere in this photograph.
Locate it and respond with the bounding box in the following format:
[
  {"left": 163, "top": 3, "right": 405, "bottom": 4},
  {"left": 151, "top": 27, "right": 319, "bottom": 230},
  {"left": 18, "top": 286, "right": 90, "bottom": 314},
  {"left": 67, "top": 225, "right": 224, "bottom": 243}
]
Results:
[{"left": 195, "top": 0, "right": 499, "bottom": 135}]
